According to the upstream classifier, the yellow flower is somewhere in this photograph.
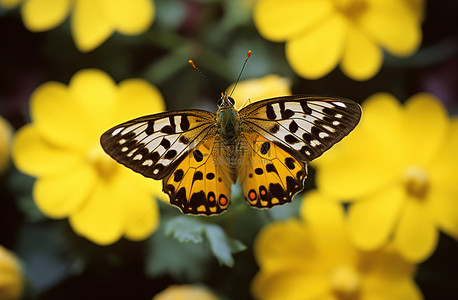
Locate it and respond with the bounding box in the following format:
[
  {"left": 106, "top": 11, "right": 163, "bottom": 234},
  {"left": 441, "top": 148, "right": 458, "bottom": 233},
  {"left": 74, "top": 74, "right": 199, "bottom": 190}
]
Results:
[
  {"left": 0, "top": 0, "right": 154, "bottom": 52},
  {"left": 225, "top": 74, "right": 292, "bottom": 110},
  {"left": 252, "top": 191, "right": 422, "bottom": 300},
  {"left": 0, "top": 245, "right": 24, "bottom": 300},
  {"left": 153, "top": 285, "right": 220, "bottom": 300},
  {"left": 314, "top": 93, "right": 458, "bottom": 262},
  {"left": 253, "top": 0, "right": 423, "bottom": 80},
  {"left": 0, "top": 115, "right": 13, "bottom": 174},
  {"left": 12, "top": 69, "right": 166, "bottom": 245}
]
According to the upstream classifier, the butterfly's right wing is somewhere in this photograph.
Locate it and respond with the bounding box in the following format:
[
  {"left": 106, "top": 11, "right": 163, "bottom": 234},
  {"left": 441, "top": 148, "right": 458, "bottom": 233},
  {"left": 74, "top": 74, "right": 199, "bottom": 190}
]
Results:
[{"left": 100, "top": 110, "right": 216, "bottom": 180}]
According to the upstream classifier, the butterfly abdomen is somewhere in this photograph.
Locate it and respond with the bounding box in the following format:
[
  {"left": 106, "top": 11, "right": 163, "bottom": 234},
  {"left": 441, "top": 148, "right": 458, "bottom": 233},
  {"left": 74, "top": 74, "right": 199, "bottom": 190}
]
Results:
[{"left": 217, "top": 108, "right": 241, "bottom": 144}]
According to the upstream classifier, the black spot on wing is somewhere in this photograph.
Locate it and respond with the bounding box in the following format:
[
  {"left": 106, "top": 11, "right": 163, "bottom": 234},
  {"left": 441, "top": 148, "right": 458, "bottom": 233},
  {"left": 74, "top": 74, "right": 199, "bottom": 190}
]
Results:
[
  {"left": 180, "top": 115, "right": 190, "bottom": 131},
  {"left": 192, "top": 171, "right": 203, "bottom": 182},
  {"left": 260, "top": 142, "right": 270, "bottom": 155},
  {"left": 289, "top": 120, "right": 299, "bottom": 133},
  {"left": 266, "top": 105, "right": 276, "bottom": 120},
  {"left": 174, "top": 169, "right": 184, "bottom": 182},
  {"left": 161, "top": 125, "right": 174, "bottom": 134},
  {"left": 193, "top": 150, "right": 203, "bottom": 162}
]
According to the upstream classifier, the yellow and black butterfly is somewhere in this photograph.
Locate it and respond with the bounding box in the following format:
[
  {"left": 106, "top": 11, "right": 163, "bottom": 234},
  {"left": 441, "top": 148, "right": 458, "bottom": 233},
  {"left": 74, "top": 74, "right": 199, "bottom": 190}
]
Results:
[{"left": 100, "top": 90, "right": 361, "bottom": 215}]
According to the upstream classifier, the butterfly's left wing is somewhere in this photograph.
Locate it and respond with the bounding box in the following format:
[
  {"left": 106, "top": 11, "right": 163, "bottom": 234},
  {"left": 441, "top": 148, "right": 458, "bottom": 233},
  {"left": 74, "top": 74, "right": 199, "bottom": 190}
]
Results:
[
  {"left": 238, "top": 95, "right": 361, "bottom": 208},
  {"left": 100, "top": 110, "right": 234, "bottom": 215},
  {"left": 100, "top": 110, "right": 215, "bottom": 180}
]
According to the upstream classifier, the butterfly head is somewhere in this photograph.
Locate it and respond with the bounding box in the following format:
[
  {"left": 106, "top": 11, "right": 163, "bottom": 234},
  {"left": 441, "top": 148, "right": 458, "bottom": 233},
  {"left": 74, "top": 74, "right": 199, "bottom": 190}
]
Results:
[{"left": 217, "top": 92, "right": 235, "bottom": 109}]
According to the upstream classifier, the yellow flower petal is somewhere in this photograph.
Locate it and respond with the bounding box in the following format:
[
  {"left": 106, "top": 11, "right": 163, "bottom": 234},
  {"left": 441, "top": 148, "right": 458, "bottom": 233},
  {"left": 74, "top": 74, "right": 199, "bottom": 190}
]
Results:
[
  {"left": 154, "top": 285, "right": 220, "bottom": 300},
  {"left": 72, "top": 0, "right": 113, "bottom": 52},
  {"left": 340, "top": 24, "right": 382, "bottom": 80},
  {"left": 300, "top": 191, "right": 354, "bottom": 265},
  {"left": 402, "top": 93, "right": 448, "bottom": 166},
  {"left": 21, "top": 0, "right": 70, "bottom": 31},
  {"left": 428, "top": 119, "right": 458, "bottom": 238},
  {"left": 30, "top": 81, "right": 94, "bottom": 151},
  {"left": 226, "top": 75, "right": 292, "bottom": 110},
  {"left": 362, "top": 278, "right": 422, "bottom": 300},
  {"left": 101, "top": 0, "right": 154, "bottom": 34},
  {"left": 361, "top": 244, "right": 416, "bottom": 280},
  {"left": 12, "top": 125, "right": 80, "bottom": 177},
  {"left": 254, "top": 220, "right": 316, "bottom": 270},
  {"left": 254, "top": 0, "right": 333, "bottom": 41},
  {"left": 0, "top": 245, "right": 24, "bottom": 300},
  {"left": 252, "top": 269, "right": 330, "bottom": 300},
  {"left": 393, "top": 199, "right": 438, "bottom": 262},
  {"left": 69, "top": 175, "right": 126, "bottom": 245},
  {"left": 286, "top": 13, "right": 347, "bottom": 79},
  {"left": 358, "top": 0, "right": 421, "bottom": 56},
  {"left": 426, "top": 187, "right": 458, "bottom": 240},
  {"left": 114, "top": 79, "right": 165, "bottom": 124},
  {"left": 348, "top": 184, "right": 404, "bottom": 250},
  {"left": 68, "top": 69, "right": 117, "bottom": 134},
  {"left": 121, "top": 171, "right": 160, "bottom": 241},
  {"left": 34, "top": 164, "right": 98, "bottom": 218}
]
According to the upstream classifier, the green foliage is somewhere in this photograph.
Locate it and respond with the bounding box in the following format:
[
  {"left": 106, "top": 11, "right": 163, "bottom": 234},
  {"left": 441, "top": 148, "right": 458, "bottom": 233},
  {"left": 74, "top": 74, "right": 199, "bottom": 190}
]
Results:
[{"left": 164, "top": 216, "right": 246, "bottom": 267}]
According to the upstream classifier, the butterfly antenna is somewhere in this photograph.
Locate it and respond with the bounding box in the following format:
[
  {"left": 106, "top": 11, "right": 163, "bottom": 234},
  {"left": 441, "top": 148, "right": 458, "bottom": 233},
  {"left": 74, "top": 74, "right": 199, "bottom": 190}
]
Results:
[
  {"left": 188, "top": 59, "right": 210, "bottom": 84},
  {"left": 229, "top": 50, "right": 252, "bottom": 97}
]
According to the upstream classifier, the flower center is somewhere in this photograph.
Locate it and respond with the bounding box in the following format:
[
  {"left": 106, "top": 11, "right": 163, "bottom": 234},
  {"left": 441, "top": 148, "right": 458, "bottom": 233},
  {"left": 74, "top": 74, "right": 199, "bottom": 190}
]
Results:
[
  {"left": 88, "top": 145, "right": 118, "bottom": 179},
  {"left": 404, "top": 166, "right": 429, "bottom": 199},
  {"left": 335, "top": 0, "right": 368, "bottom": 18},
  {"left": 330, "top": 265, "right": 361, "bottom": 300}
]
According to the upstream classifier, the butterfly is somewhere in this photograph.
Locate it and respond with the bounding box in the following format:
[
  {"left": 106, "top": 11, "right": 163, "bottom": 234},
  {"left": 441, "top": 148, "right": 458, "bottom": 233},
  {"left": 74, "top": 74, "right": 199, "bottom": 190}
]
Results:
[{"left": 100, "top": 93, "right": 361, "bottom": 215}]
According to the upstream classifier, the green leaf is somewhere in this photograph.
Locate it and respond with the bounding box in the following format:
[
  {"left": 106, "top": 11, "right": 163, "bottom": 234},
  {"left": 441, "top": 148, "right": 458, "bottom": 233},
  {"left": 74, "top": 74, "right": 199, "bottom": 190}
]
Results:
[
  {"left": 164, "top": 216, "right": 246, "bottom": 267},
  {"left": 164, "top": 215, "right": 206, "bottom": 243},
  {"left": 146, "top": 224, "right": 210, "bottom": 281},
  {"left": 205, "top": 225, "right": 246, "bottom": 267}
]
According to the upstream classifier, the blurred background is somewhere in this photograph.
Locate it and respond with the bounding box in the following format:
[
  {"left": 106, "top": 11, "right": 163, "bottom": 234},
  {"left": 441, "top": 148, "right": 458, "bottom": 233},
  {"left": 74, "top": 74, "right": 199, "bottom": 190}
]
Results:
[{"left": 0, "top": 0, "right": 457, "bottom": 299}]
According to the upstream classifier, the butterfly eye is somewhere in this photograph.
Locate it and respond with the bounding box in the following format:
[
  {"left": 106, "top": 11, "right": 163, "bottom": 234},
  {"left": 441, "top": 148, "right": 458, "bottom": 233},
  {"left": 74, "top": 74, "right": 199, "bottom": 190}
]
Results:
[
  {"left": 228, "top": 97, "right": 235, "bottom": 106},
  {"left": 217, "top": 98, "right": 224, "bottom": 107}
]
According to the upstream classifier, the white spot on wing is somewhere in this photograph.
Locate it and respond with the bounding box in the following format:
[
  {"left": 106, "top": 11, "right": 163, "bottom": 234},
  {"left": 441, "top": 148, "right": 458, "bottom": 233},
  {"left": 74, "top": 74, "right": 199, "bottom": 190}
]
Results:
[
  {"left": 133, "top": 154, "right": 143, "bottom": 160},
  {"left": 272, "top": 103, "right": 281, "bottom": 119},
  {"left": 310, "top": 140, "right": 321, "bottom": 147},
  {"left": 333, "top": 121, "right": 340, "bottom": 126},
  {"left": 174, "top": 116, "right": 183, "bottom": 133},
  {"left": 127, "top": 149, "right": 137, "bottom": 157},
  {"left": 319, "top": 132, "right": 329, "bottom": 138},
  {"left": 133, "top": 124, "right": 148, "bottom": 135},
  {"left": 322, "top": 125, "right": 336, "bottom": 132},
  {"left": 309, "top": 101, "right": 334, "bottom": 108},
  {"left": 121, "top": 147, "right": 128, "bottom": 152},
  {"left": 335, "top": 113, "right": 343, "bottom": 118},
  {"left": 334, "top": 102, "right": 346, "bottom": 108},
  {"left": 308, "top": 103, "right": 324, "bottom": 113},
  {"left": 122, "top": 124, "right": 143, "bottom": 135},
  {"left": 142, "top": 159, "right": 153, "bottom": 166},
  {"left": 112, "top": 127, "right": 124, "bottom": 136},
  {"left": 153, "top": 118, "right": 170, "bottom": 132}
]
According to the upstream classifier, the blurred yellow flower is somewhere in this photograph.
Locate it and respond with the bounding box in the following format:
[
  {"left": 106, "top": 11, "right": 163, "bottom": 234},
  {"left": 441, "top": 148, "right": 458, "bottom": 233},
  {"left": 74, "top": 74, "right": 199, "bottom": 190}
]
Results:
[
  {"left": 253, "top": 0, "right": 423, "bottom": 80},
  {"left": 0, "top": 245, "right": 24, "bottom": 300},
  {"left": 252, "top": 191, "right": 422, "bottom": 300},
  {"left": 315, "top": 93, "right": 458, "bottom": 262},
  {"left": 153, "top": 285, "right": 220, "bottom": 300},
  {"left": 12, "top": 69, "right": 166, "bottom": 245},
  {"left": 0, "top": 0, "right": 154, "bottom": 52},
  {"left": 0, "top": 115, "right": 13, "bottom": 174},
  {"left": 225, "top": 74, "right": 292, "bottom": 110}
]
